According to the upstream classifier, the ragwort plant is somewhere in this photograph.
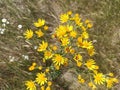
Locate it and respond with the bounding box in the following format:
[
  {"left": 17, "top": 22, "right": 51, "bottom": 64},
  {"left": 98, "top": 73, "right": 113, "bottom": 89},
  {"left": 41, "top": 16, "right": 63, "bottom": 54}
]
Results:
[{"left": 24, "top": 11, "right": 118, "bottom": 90}]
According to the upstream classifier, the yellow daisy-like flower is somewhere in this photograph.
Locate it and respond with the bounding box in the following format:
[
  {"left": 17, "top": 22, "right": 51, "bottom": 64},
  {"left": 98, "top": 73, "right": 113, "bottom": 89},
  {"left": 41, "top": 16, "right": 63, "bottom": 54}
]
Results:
[
  {"left": 52, "top": 54, "right": 65, "bottom": 66},
  {"left": 81, "top": 26, "right": 87, "bottom": 31},
  {"left": 87, "top": 47, "right": 95, "bottom": 56},
  {"left": 25, "top": 80, "right": 36, "bottom": 90},
  {"left": 77, "top": 36, "right": 83, "bottom": 47},
  {"left": 38, "top": 66, "right": 42, "bottom": 70},
  {"left": 51, "top": 45, "right": 58, "bottom": 51},
  {"left": 46, "top": 86, "right": 51, "bottom": 90},
  {"left": 64, "top": 46, "right": 71, "bottom": 53},
  {"left": 35, "top": 30, "right": 44, "bottom": 37},
  {"left": 106, "top": 78, "right": 115, "bottom": 88},
  {"left": 41, "top": 86, "right": 45, "bottom": 90},
  {"left": 24, "top": 29, "right": 33, "bottom": 39},
  {"left": 35, "top": 73, "right": 47, "bottom": 86},
  {"left": 108, "top": 73, "right": 114, "bottom": 77},
  {"left": 73, "top": 54, "right": 82, "bottom": 61},
  {"left": 29, "top": 65, "right": 35, "bottom": 71},
  {"left": 61, "top": 37, "right": 69, "bottom": 46},
  {"left": 85, "top": 59, "right": 98, "bottom": 71},
  {"left": 44, "top": 25, "right": 48, "bottom": 30},
  {"left": 88, "top": 82, "right": 96, "bottom": 90},
  {"left": 70, "top": 30, "right": 77, "bottom": 38},
  {"left": 78, "top": 75, "right": 85, "bottom": 84},
  {"left": 81, "top": 31, "right": 89, "bottom": 39},
  {"left": 87, "top": 23, "right": 93, "bottom": 28},
  {"left": 37, "top": 41, "right": 48, "bottom": 52},
  {"left": 66, "top": 25, "right": 73, "bottom": 32},
  {"left": 32, "top": 62, "right": 37, "bottom": 66},
  {"left": 60, "top": 13, "right": 69, "bottom": 23},
  {"left": 67, "top": 11, "right": 72, "bottom": 15},
  {"left": 48, "top": 81, "right": 52, "bottom": 86},
  {"left": 85, "top": 19, "right": 91, "bottom": 24},
  {"left": 94, "top": 72, "right": 105, "bottom": 85},
  {"left": 82, "top": 40, "right": 93, "bottom": 49},
  {"left": 56, "top": 25, "right": 67, "bottom": 38},
  {"left": 76, "top": 61, "right": 82, "bottom": 67},
  {"left": 44, "top": 50, "right": 53, "bottom": 59},
  {"left": 34, "top": 19, "right": 45, "bottom": 27}
]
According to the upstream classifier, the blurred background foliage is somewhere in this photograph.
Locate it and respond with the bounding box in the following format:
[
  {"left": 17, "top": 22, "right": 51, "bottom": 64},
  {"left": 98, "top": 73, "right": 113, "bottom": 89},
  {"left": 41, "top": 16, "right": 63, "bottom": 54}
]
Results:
[{"left": 0, "top": 0, "right": 120, "bottom": 90}]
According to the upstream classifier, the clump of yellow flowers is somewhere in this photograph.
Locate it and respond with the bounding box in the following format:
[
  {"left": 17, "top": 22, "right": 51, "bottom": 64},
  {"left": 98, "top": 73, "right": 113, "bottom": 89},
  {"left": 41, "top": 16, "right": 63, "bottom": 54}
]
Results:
[{"left": 24, "top": 11, "right": 118, "bottom": 90}]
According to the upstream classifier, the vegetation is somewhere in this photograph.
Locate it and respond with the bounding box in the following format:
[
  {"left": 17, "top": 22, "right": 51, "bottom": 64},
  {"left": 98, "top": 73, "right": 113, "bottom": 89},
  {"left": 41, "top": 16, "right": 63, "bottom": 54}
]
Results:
[{"left": 0, "top": 0, "right": 120, "bottom": 90}]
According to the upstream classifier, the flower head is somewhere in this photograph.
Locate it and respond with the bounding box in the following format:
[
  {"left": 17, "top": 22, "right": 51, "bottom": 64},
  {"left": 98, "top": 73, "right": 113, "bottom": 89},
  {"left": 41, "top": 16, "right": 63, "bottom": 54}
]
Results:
[
  {"left": 35, "top": 30, "right": 44, "bottom": 37},
  {"left": 44, "top": 50, "right": 53, "bottom": 59},
  {"left": 61, "top": 37, "right": 69, "bottom": 46},
  {"left": 70, "top": 30, "right": 77, "bottom": 38},
  {"left": 34, "top": 19, "right": 45, "bottom": 27},
  {"left": 94, "top": 72, "right": 105, "bottom": 85},
  {"left": 73, "top": 54, "right": 82, "bottom": 61},
  {"left": 85, "top": 59, "right": 99, "bottom": 71},
  {"left": 24, "top": 29, "right": 33, "bottom": 39},
  {"left": 52, "top": 54, "right": 65, "bottom": 66},
  {"left": 37, "top": 41, "right": 48, "bottom": 52},
  {"left": 25, "top": 80, "right": 36, "bottom": 90},
  {"left": 35, "top": 73, "right": 47, "bottom": 86},
  {"left": 60, "top": 13, "right": 69, "bottom": 23}
]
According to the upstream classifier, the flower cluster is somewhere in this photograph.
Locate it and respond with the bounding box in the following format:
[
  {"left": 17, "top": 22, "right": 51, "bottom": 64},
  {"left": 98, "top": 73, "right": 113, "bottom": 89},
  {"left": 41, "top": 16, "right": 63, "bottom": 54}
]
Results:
[
  {"left": 0, "top": 18, "right": 9, "bottom": 34},
  {"left": 24, "top": 11, "right": 118, "bottom": 90}
]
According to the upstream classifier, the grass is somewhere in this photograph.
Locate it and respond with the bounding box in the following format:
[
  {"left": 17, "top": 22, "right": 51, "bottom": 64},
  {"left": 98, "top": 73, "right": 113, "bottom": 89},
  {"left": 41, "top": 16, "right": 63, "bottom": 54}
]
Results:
[{"left": 0, "top": 0, "right": 120, "bottom": 90}]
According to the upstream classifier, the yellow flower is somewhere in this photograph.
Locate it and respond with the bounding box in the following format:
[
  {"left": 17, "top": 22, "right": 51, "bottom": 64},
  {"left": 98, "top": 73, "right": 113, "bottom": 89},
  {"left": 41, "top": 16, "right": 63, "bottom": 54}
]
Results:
[
  {"left": 60, "top": 13, "right": 69, "bottom": 23},
  {"left": 52, "top": 45, "right": 58, "bottom": 51},
  {"left": 87, "top": 47, "right": 95, "bottom": 56},
  {"left": 25, "top": 80, "right": 36, "bottom": 90},
  {"left": 85, "top": 59, "right": 98, "bottom": 71},
  {"left": 76, "top": 61, "right": 82, "bottom": 67},
  {"left": 70, "top": 48, "right": 75, "bottom": 54},
  {"left": 70, "top": 30, "right": 77, "bottom": 38},
  {"left": 64, "top": 46, "right": 71, "bottom": 53},
  {"left": 73, "top": 54, "right": 82, "bottom": 61},
  {"left": 106, "top": 78, "right": 118, "bottom": 88},
  {"left": 85, "top": 19, "right": 91, "bottom": 24},
  {"left": 29, "top": 65, "right": 35, "bottom": 71},
  {"left": 87, "top": 23, "right": 93, "bottom": 28},
  {"left": 44, "top": 25, "right": 48, "bottom": 30},
  {"left": 45, "top": 68, "right": 50, "bottom": 73},
  {"left": 74, "top": 14, "right": 81, "bottom": 25},
  {"left": 61, "top": 37, "right": 69, "bottom": 46},
  {"left": 46, "top": 86, "right": 51, "bottom": 90},
  {"left": 32, "top": 62, "right": 37, "bottom": 66},
  {"left": 108, "top": 73, "right": 114, "bottom": 77},
  {"left": 41, "top": 86, "right": 45, "bottom": 90},
  {"left": 48, "top": 81, "right": 52, "bottom": 86},
  {"left": 35, "top": 30, "right": 44, "bottom": 37},
  {"left": 82, "top": 40, "right": 93, "bottom": 49},
  {"left": 81, "top": 26, "right": 86, "bottom": 31},
  {"left": 82, "top": 31, "right": 89, "bottom": 39},
  {"left": 37, "top": 41, "right": 48, "bottom": 52},
  {"left": 24, "top": 29, "right": 33, "bottom": 39},
  {"left": 78, "top": 75, "right": 85, "bottom": 84},
  {"left": 67, "top": 11, "right": 72, "bottom": 15},
  {"left": 94, "top": 73, "right": 105, "bottom": 85},
  {"left": 66, "top": 25, "right": 73, "bottom": 32},
  {"left": 52, "top": 54, "right": 65, "bottom": 66},
  {"left": 38, "top": 66, "right": 42, "bottom": 70},
  {"left": 34, "top": 19, "right": 45, "bottom": 27},
  {"left": 77, "top": 36, "right": 83, "bottom": 47},
  {"left": 44, "top": 50, "right": 53, "bottom": 59},
  {"left": 56, "top": 25, "right": 67, "bottom": 38},
  {"left": 35, "top": 73, "right": 47, "bottom": 86},
  {"left": 88, "top": 82, "right": 96, "bottom": 90}
]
